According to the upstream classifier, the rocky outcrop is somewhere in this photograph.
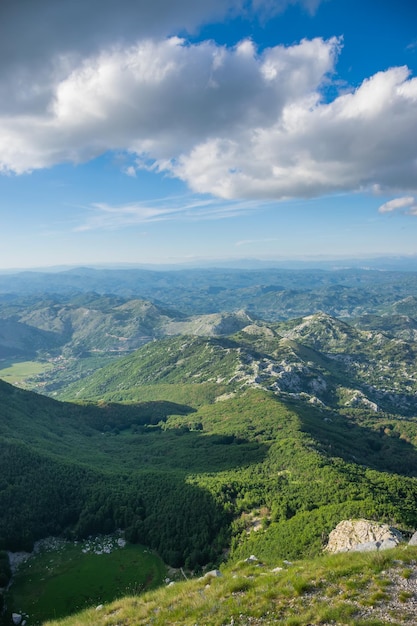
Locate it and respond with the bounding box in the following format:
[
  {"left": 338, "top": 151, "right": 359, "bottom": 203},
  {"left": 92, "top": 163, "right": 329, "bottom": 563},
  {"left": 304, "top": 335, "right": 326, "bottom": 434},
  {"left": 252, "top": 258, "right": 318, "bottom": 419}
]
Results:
[{"left": 325, "top": 519, "right": 403, "bottom": 553}]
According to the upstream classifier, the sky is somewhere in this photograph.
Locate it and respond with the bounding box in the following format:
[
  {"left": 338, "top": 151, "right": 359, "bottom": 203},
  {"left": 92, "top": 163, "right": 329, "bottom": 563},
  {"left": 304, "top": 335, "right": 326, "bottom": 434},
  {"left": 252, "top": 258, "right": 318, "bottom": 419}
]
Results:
[{"left": 0, "top": 0, "right": 417, "bottom": 270}]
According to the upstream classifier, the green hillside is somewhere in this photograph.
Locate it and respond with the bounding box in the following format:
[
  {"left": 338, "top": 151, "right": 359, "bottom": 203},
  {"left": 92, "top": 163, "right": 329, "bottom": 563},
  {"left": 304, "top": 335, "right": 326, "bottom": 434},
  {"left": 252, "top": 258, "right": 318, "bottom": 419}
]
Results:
[{"left": 2, "top": 377, "right": 417, "bottom": 569}]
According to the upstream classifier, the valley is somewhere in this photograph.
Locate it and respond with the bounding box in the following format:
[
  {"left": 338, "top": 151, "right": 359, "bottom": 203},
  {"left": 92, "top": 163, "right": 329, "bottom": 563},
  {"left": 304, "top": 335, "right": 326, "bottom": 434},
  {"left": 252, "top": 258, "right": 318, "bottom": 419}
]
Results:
[{"left": 1, "top": 266, "right": 417, "bottom": 625}]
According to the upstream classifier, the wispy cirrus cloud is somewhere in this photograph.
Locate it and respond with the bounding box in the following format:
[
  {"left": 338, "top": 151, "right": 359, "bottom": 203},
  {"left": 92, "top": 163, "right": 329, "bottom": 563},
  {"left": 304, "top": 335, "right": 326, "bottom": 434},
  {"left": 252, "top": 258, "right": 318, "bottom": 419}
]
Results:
[
  {"left": 378, "top": 196, "right": 417, "bottom": 215},
  {"left": 75, "top": 196, "right": 261, "bottom": 231}
]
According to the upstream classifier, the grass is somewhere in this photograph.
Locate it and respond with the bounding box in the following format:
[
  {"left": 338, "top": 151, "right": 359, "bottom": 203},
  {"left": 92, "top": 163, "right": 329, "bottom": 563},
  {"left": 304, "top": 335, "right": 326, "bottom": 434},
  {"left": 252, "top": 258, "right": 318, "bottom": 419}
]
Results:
[
  {"left": 6, "top": 539, "right": 166, "bottom": 625},
  {"left": 40, "top": 546, "right": 417, "bottom": 626},
  {"left": 0, "top": 359, "right": 53, "bottom": 386}
]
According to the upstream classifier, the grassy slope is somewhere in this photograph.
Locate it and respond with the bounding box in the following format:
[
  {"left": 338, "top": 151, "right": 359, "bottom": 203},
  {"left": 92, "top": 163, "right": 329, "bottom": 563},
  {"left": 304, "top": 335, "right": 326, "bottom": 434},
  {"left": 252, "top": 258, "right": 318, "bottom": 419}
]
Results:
[{"left": 44, "top": 546, "right": 417, "bottom": 626}]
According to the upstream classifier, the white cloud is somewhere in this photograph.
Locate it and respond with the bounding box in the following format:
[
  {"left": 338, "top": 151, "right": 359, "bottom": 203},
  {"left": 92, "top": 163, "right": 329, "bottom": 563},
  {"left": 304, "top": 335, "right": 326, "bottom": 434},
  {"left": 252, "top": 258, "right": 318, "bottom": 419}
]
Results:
[
  {"left": 172, "top": 65, "right": 417, "bottom": 199},
  {"left": 378, "top": 196, "right": 417, "bottom": 215},
  {"left": 0, "top": 36, "right": 340, "bottom": 172},
  {"left": 0, "top": 26, "right": 416, "bottom": 201},
  {"left": 0, "top": 0, "right": 324, "bottom": 115}
]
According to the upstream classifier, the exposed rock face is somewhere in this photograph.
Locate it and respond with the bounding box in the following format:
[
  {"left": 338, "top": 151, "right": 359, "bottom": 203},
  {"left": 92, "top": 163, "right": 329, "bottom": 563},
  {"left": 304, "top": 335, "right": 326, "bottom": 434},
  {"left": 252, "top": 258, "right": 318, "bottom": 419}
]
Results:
[{"left": 325, "top": 519, "right": 403, "bottom": 553}]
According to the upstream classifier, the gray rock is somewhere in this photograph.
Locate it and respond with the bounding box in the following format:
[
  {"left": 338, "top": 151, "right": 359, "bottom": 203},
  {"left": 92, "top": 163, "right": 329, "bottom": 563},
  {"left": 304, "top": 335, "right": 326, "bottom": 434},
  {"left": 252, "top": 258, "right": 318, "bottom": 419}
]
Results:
[
  {"left": 245, "top": 555, "right": 258, "bottom": 563},
  {"left": 12, "top": 615, "right": 22, "bottom": 626},
  {"left": 379, "top": 538, "right": 399, "bottom": 550},
  {"left": 326, "top": 519, "right": 403, "bottom": 553},
  {"left": 408, "top": 531, "right": 417, "bottom": 546},
  {"left": 352, "top": 541, "right": 379, "bottom": 552},
  {"left": 201, "top": 569, "right": 222, "bottom": 579}
]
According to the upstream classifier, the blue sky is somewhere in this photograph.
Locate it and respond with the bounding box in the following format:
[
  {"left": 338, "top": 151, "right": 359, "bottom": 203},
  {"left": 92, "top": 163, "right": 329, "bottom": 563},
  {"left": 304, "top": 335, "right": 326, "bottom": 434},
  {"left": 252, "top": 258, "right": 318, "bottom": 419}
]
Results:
[{"left": 0, "top": 0, "right": 416, "bottom": 269}]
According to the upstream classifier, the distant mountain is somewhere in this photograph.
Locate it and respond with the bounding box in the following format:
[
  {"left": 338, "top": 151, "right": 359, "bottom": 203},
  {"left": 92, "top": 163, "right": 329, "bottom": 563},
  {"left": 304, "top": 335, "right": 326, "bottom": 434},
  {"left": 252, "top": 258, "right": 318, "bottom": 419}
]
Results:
[
  {"left": 351, "top": 313, "right": 417, "bottom": 341},
  {"left": 1, "top": 267, "right": 417, "bottom": 319},
  {"left": 0, "top": 294, "right": 182, "bottom": 359}
]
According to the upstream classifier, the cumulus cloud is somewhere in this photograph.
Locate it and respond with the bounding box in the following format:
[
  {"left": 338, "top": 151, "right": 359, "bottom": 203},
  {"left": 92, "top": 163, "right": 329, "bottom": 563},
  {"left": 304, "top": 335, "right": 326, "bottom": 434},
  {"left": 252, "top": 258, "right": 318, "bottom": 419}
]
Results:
[
  {"left": 378, "top": 197, "right": 417, "bottom": 215},
  {"left": 0, "top": 0, "right": 234, "bottom": 114},
  {"left": 1, "top": 3, "right": 417, "bottom": 201},
  {"left": 0, "top": 35, "right": 340, "bottom": 173},
  {"left": 171, "top": 65, "right": 417, "bottom": 199},
  {"left": 0, "top": 0, "right": 323, "bottom": 115}
]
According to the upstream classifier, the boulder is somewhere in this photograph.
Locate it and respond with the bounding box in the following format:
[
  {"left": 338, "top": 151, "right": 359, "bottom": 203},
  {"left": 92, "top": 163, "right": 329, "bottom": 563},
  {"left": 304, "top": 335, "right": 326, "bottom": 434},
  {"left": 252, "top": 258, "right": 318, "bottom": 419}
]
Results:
[
  {"left": 12, "top": 615, "right": 22, "bottom": 626},
  {"left": 351, "top": 541, "right": 380, "bottom": 553},
  {"left": 325, "top": 519, "right": 403, "bottom": 553},
  {"left": 244, "top": 555, "right": 259, "bottom": 563},
  {"left": 408, "top": 531, "right": 417, "bottom": 546},
  {"left": 201, "top": 569, "right": 222, "bottom": 580}
]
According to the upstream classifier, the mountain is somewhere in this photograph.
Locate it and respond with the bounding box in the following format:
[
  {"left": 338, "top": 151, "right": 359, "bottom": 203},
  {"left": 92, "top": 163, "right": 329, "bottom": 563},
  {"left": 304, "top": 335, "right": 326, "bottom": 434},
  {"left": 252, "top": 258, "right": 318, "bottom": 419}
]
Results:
[
  {"left": 0, "top": 294, "right": 182, "bottom": 358},
  {"left": 0, "top": 294, "right": 255, "bottom": 362},
  {"left": 2, "top": 268, "right": 417, "bottom": 395},
  {"left": 351, "top": 313, "right": 417, "bottom": 341},
  {"left": 0, "top": 318, "right": 59, "bottom": 358},
  {"left": 57, "top": 312, "right": 417, "bottom": 416}
]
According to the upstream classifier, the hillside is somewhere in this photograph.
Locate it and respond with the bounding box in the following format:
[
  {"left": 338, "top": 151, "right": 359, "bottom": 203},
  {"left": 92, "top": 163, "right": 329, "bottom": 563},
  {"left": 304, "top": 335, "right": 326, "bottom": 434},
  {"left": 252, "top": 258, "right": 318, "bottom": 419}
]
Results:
[
  {"left": 3, "top": 376, "right": 417, "bottom": 565},
  {"left": 43, "top": 546, "right": 417, "bottom": 626},
  {"left": 58, "top": 313, "right": 417, "bottom": 416},
  {"left": 2, "top": 381, "right": 417, "bottom": 624}
]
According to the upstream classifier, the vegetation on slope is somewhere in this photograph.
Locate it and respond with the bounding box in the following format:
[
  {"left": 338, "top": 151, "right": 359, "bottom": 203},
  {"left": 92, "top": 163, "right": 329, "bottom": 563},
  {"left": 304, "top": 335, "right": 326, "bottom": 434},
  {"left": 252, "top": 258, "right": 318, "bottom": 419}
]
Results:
[
  {"left": 3, "top": 375, "right": 417, "bottom": 572},
  {"left": 43, "top": 546, "right": 417, "bottom": 626}
]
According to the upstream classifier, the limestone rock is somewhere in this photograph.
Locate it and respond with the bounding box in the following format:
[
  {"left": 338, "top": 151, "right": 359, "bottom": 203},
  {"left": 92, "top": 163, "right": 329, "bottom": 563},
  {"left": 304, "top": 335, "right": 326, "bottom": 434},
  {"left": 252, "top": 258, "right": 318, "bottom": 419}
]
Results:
[
  {"left": 408, "top": 531, "right": 417, "bottom": 546},
  {"left": 244, "top": 555, "right": 259, "bottom": 563},
  {"left": 351, "top": 541, "right": 379, "bottom": 552},
  {"left": 201, "top": 569, "right": 222, "bottom": 580},
  {"left": 325, "top": 519, "right": 403, "bottom": 553}
]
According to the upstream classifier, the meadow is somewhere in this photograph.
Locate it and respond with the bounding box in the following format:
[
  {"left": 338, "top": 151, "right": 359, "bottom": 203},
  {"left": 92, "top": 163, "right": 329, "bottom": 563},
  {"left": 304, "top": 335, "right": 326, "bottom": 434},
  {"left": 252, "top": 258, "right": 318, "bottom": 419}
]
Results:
[
  {"left": 0, "top": 360, "right": 52, "bottom": 387},
  {"left": 5, "top": 538, "right": 166, "bottom": 625}
]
